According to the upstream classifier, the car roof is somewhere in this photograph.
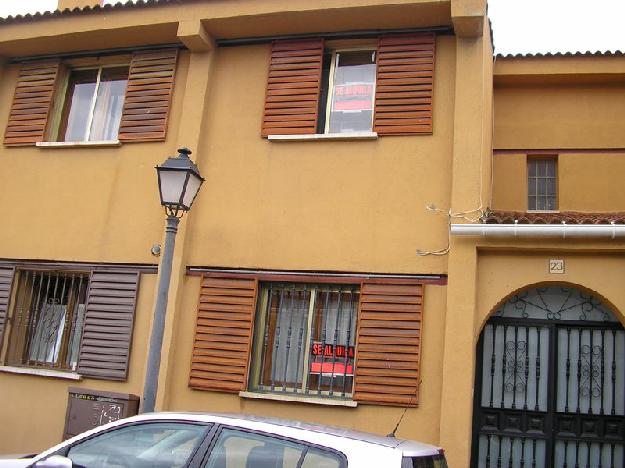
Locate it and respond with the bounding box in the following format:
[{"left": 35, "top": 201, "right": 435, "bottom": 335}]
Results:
[{"left": 126, "top": 412, "right": 441, "bottom": 455}]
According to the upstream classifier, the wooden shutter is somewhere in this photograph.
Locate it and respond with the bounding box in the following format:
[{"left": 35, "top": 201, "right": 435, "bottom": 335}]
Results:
[
  {"left": 189, "top": 276, "right": 258, "bottom": 393},
  {"left": 354, "top": 282, "right": 424, "bottom": 406},
  {"left": 118, "top": 49, "right": 178, "bottom": 142},
  {"left": 4, "top": 60, "right": 61, "bottom": 146},
  {"left": 0, "top": 266, "right": 15, "bottom": 350},
  {"left": 373, "top": 34, "right": 435, "bottom": 135},
  {"left": 261, "top": 39, "right": 324, "bottom": 137},
  {"left": 77, "top": 271, "right": 140, "bottom": 381}
]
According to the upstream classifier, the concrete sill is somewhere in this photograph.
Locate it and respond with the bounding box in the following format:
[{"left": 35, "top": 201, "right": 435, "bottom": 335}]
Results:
[
  {"left": 239, "top": 391, "right": 357, "bottom": 407},
  {"left": 268, "top": 132, "right": 377, "bottom": 142},
  {"left": 0, "top": 365, "right": 82, "bottom": 381},
  {"left": 36, "top": 140, "right": 121, "bottom": 149}
]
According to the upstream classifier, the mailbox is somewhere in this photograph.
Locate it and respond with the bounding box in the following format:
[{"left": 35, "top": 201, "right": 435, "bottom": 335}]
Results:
[{"left": 63, "top": 387, "right": 140, "bottom": 440}]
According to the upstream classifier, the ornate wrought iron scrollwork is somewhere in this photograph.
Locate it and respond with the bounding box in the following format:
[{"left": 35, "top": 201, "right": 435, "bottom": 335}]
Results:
[
  {"left": 504, "top": 340, "right": 527, "bottom": 394},
  {"left": 579, "top": 344, "right": 603, "bottom": 399}
]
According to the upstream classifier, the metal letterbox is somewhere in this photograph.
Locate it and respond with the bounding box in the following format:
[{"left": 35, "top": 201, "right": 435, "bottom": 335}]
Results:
[{"left": 63, "top": 387, "right": 140, "bottom": 440}]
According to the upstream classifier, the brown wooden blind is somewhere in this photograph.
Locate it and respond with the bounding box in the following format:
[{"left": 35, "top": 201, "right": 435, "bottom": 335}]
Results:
[
  {"left": 261, "top": 39, "right": 324, "bottom": 137},
  {"left": 4, "top": 61, "right": 61, "bottom": 146},
  {"left": 77, "top": 271, "right": 140, "bottom": 381},
  {"left": 118, "top": 49, "right": 178, "bottom": 142},
  {"left": 189, "top": 276, "right": 258, "bottom": 393},
  {"left": 353, "top": 282, "right": 424, "bottom": 407},
  {"left": 373, "top": 34, "right": 435, "bottom": 135},
  {"left": 0, "top": 266, "right": 15, "bottom": 350}
]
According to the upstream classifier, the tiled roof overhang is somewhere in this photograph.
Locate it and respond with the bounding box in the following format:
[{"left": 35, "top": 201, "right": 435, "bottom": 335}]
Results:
[{"left": 483, "top": 211, "right": 625, "bottom": 225}]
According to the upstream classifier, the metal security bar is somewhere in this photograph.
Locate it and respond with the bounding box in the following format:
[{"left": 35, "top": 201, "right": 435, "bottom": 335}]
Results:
[
  {"left": 252, "top": 282, "right": 359, "bottom": 399},
  {"left": 7, "top": 271, "right": 88, "bottom": 370}
]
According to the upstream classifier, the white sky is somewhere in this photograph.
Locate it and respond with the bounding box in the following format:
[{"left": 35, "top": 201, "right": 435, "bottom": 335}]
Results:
[{"left": 0, "top": 0, "right": 624, "bottom": 55}]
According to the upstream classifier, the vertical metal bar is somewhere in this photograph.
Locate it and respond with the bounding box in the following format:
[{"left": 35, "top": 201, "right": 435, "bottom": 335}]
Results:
[
  {"left": 24, "top": 272, "right": 44, "bottom": 363},
  {"left": 293, "top": 287, "right": 309, "bottom": 392},
  {"left": 577, "top": 329, "right": 583, "bottom": 413},
  {"left": 610, "top": 330, "right": 616, "bottom": 416},
  {"left": 497, "top": 434, "right": 502, "bottom": 468},
  {"left": 502, "top": 325, "right": 508, "bottom": 408},
  {"left": 20, "top": 272, "right": 40, "bottom": 364},
  {"left": 564, "top": 440, "right": 569, "bottom": 468},
  {"left": 513, "top": 326, "right": 519, "bottom": 409},
  {"left": 259, "top": 287, "right": 273, "bottom": 387},
  {"left": 53, "top": 274, "right": 68, "bottom": 367},
  {"left": 507, "top": 437, "right": 514, "bottom": 468},
  {"left": 520, "top": 437, "right": 526, "bottom": 468},
  {"left": 600, "top": 329, "right": 605, "bottom": 415},
  {"left": 270, "top": 287, "right": 285, "bottom": 392},
  {"left": 589, "top": 330, "right": 594, "bottom": 415},
  {"left": 531, "top": 438, "right": 537, "bottom": 468},
  {"left": 281, "top": 285, "right": 298, "bottom": 391},
  {"left": 574, "top": 440, "right": 580, "bottom": 468},
  {"left": 609, "top": 443, "right": 614, "bottom": 468},
  {"left": 317, "top": 289, "right": 331, "bottom": 395},
  {"left": 585, "top": 442, "right": 591, "bottom": 468},
  {"left": 302, "top": 289, "right": 317, "bottom": 394},
  {"left": 486, "top": 434, "right": 492, "bottom": 468},
  {"left": 30, "top": 273, "right": 53, "bottom": 364},
  {"left": 566, "top": 328, "right": 571, "bottom": 412},
  {"left": 328, "top": 288, "right": 343, "bottom": 397},
  {"left": 535, "top": 326, "right": 541, "bottom": 411},
  {"left": 598, "top": 442, "right": 604, "bottom": 468},
  {"left": 490, "top": 324, "right": 496, "bottom": 408},
  {"left": 524, "top": 327, "right": 529, "bottom": 410},
  {"left": 341, "top": 288, "right": 355, "bottom": 396}
]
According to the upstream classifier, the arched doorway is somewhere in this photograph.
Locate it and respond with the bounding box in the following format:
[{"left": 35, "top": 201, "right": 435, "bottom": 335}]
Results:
[{"left": 471, "top": 285, "right": 625, "bottom": 467}]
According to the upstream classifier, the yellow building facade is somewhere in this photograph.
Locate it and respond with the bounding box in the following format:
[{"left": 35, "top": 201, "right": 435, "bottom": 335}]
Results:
[{"left": 0, "top": 1, "right": 623, "bottom": 467}]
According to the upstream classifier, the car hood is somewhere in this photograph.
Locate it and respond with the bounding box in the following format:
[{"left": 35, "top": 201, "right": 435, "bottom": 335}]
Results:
[{"left": 0, "top": 457, "right": 34, "bottom": 468}]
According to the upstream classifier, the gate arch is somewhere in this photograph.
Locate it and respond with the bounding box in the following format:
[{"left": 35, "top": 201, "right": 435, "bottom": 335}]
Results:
[{"left": 471, "top": 284, "right": 625, "bottom": 468}]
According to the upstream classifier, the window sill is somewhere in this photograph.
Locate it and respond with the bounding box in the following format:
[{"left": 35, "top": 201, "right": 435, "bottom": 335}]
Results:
[
  {"left": 239, "top": 391, "right": 357, "bottom": 407},
  {"left": 0, "top": 365, "right": 82, "bottom": 381},
  {"left": 36, "top": 140, "right": 121, "bottom": 149},
  {"left": 268, "top": 132, "right": 378, "bottom": 142}
]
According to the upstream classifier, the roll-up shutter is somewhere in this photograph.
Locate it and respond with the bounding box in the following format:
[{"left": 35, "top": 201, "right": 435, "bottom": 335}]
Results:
[
  {"left": 77, "top": 271, "right": 140, "bottom": 381},
  {"left": 0, "top": 266, "right": 16, "bottom": 350},
  {"left": 261, "top": 39, "right": 324, "bottom": 137},
  {"left": 353, "top": 282, "right": 424, "bottom": 407},
  {"left": 118, "top": 49, "right": 178, "bottom": 142},
  {"left": 189, "top": 276, "right": 258, "bottom": 392},
  {"left": 4, "top": 60, "right": 61, "bottom": 146},
  {"left": 373, "top": 34, "right": 435, "bottom": 135}
]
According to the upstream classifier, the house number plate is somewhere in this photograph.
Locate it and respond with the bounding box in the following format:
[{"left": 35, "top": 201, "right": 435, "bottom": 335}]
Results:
[{"left": 549, "top": 259, "right": 565, "bottom": 274}]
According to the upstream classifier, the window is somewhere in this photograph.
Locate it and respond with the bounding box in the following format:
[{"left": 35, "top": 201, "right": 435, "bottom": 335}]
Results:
[
  {"left": 59, "top": 66, "right": 129, "bottom": 142},
  {"left": 528, "top": 157, "right": 557, "bottom": 211},
  {"left": 4, "top": 48, "right": 178, "bottom": 147},
  {"left": 249, "top": 283, "right": 359, "bottom": 399},
  {"left": 66, "top": 422, "right": 209, "bottom": 468},
  {"left": 320, "top": 49, "right": 376, "bottom": 133},
  {"left": 202, "top": 428, "right": 343, "bottom": 468},
  {"left": 0, "top": 267, "right": 140, "bottom": 380},
  {"left": 261, "top": 34, "right": 435, "bottom": 138},
  {"left": 6, "top": 271, "right": 88, "bottom": 371}
]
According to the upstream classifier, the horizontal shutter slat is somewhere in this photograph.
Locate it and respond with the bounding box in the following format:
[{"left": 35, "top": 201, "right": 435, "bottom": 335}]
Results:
[
  {"left": 189, "top": 276, "right": 258, "bottom": 393},
  {"left": 118, "top": 49, "right": 178, "bottom": 142},
  {"left": 0, "top": 267, "right": 15, "bottom": 351},
  {"left": 77, "top": 271, "right": 140, "bottom": 381},
  {"left": 354, "top": 281, "right": 424, "bottom": 407},
  {"left": 261, "top": 39, "right": 323, "bottom": 137},
  {"left": 4, "top": 61, "right": 60, "bottom": 146},
  {"left": 374, "top": 34, "right": 435, "bottom": 136}
]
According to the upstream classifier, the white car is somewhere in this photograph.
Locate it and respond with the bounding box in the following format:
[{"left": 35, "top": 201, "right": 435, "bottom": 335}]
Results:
[{"left": 0, "top": 412, "right": 447, "bottom": 468}]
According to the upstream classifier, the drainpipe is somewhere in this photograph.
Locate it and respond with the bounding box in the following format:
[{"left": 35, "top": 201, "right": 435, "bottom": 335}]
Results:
[{"left": 450, "top": 222, "right": 624, "bottom": 238}]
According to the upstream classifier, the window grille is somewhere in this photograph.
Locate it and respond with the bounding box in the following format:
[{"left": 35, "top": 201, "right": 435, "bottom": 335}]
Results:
[
  {"left": 250, "top": 282, "right": 359, "bottom": 399},
  {"left": 528, "top": 158, "right": 557, "bottom": 211},
  {"left": 6, "top": 271, "right": 88, "bottom": 370}
]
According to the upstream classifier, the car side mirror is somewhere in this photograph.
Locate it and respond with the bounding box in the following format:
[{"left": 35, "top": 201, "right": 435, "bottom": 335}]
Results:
[{"left": 34, "top": 455, "right": 73, "bottom": 468}]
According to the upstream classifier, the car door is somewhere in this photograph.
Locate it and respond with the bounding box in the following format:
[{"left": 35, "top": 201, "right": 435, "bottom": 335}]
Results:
[
  {"left": 47, "top": 420, "right": 214, "bottom": 468},
  {"left": 199, "top": 426, "right": 347, "bottom": 468}
]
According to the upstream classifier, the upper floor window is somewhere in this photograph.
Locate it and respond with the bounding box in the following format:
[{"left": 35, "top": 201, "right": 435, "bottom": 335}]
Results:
[
  {"left": 528, "top": 157, "right": 557, "bottom": 211},
  {"left": 321, "top": 50, "right": 376, "bottom": 134},
  {"left": 4, "top": 48, "right": 178, "bottom": 147},
  {"left": 261, "top": 34, "right": 435, "bottom": 138},
  {"left": 60, "top": 66, "right": 129, "bottom": 142}
]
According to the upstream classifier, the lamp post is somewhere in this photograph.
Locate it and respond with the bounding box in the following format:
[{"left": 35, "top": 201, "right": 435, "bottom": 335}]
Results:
[{"left": 142, "top": 147, "right": 204, "bottom": 413}]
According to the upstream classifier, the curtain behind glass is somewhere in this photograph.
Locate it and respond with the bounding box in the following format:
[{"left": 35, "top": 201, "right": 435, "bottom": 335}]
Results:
[{"left": 89, "top": 67, "right": 128, "bottom": 141}]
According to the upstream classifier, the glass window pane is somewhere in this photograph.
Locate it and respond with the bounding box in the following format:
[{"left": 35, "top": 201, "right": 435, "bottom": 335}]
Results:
[
  {"left": 528, "top": 160, "right": 537, "bottom": 177},
  {"left": 67, "top": 422, "right": 208, "bottom": 468},
  {"left": 546, "top": 178, "right": 556, "bottom": 196},
  {"left": 328, "top": 50, "right": 376, "bottom": 133},
  {"left": 301, "top": 448, "right": 342, "bottom": 468},
  {"left": 202, "top": 428, "right": 305, "bottom": 468},
  {"left": 546, "top": 160, "right": 556, "bottom": 177},
  {"left": 89, "top": 67, "right": 128, "bottom": 141},
  {"left": 62, "top": 69, "right": 98, "bottom": 142}
]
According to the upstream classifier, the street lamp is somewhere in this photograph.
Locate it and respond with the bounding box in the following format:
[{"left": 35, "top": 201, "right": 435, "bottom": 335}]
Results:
[{"left": 142, "top": 147, "right": 204, "bottom": 413}]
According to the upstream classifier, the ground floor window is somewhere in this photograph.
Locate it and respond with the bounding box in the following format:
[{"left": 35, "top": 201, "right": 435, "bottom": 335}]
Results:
[
  {"left": 6, "top": 270, "right": 88, "bottom": 370},
  {"left": 249, "top": 282, "right": 359, "bottom": 399}
]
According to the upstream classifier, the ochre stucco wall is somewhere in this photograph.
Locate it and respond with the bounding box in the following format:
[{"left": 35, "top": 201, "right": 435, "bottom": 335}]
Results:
[
  {"left": 185, "top": 37, "right": 456, "bottom": 275},
  {"left": 0, "top": 273, "right": 156, "bottom": 454},
  {"left": 494, "top": 83, "right": 625, "bottom": 150},
  {"left": 492, "top": 152, "right": 625, "bottom": 212},
  {"left": 163, "top": 276, "right": 448, "bottom": 445}
]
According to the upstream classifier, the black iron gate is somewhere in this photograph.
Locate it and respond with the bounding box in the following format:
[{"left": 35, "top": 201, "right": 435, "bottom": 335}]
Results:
[{"left": 471, "top": 286, "right": 625, "bottom": 468}]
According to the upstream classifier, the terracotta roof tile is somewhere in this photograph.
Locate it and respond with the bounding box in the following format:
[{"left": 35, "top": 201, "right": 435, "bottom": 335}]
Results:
[
  {"left": 495, "top": 50, "right": 624, "bottom": 59},
  {"left": 483, "top": 210, "right": 625, "bottom": 225}
]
